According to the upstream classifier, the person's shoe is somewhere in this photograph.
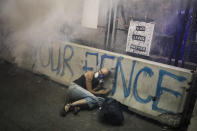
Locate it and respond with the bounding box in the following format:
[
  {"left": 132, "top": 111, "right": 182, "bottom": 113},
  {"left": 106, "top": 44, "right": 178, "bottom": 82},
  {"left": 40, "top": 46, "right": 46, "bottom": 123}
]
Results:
[
  {"left": 60, "top": 103, "right": 71, "bottom": 117},
  {"left": 72, "top": 106, "right": 80, "bottom": 115}
]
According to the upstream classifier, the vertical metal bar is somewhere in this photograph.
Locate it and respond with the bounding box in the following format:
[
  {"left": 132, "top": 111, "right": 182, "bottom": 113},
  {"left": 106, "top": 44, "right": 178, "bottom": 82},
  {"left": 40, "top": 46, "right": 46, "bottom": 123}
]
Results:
[
  {"left": 174, "top": 0, "right": 192, "bottom": 66},
  {"left": 182, "top": 0, "right": 197, "bottom": 67},
  {"left": 111, "top": 0, "right": 119, "bottom": 51},
  {"left": 169, "top": 0, "right": 184, "bottom": 65},
  {"left": 106, "top": 0, "right": 112, "bottom": 50},
  {"left": 120, "top": 3, "right": 126, "bottom": 27},
  {"left": 114, "top": 2, "right": 127, "bottom": 48},
  {"left": 104, "top": 5, "right": 109, "bottom": 49}
]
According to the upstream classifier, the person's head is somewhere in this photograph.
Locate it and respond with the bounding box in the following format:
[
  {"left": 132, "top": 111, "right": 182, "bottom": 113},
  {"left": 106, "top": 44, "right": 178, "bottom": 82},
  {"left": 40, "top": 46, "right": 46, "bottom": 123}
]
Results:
[
  {"left": 94, "top": 67, "right": 110, "bottom": 81},
  {"left": 99, "top": 67, "right": 109, "bottom": 77},
  {"left": 94, "top": 68, "right": 110, "bottom": 85}
]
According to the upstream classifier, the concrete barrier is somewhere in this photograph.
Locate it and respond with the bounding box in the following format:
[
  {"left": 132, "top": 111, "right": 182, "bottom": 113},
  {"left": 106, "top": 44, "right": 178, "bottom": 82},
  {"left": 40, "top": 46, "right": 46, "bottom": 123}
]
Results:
[
  {"left": 0, "top": 41, "right": 192, "bottom": 126},
  {"left": 31, "top": 42, "right": 192, "bottom": 126}
]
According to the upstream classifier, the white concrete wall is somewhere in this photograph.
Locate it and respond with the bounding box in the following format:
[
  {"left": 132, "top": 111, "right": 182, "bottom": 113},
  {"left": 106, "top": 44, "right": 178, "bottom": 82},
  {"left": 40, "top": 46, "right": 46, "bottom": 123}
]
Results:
[{"left": 32, "top": 42, "right": 192, "bottom": 126}]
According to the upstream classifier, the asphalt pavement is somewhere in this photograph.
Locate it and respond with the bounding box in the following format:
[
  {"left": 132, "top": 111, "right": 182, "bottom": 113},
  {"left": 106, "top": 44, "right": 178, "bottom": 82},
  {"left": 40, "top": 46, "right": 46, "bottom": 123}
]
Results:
[{"left": 0, "top": 59, "right": 177, "bottom": 131}]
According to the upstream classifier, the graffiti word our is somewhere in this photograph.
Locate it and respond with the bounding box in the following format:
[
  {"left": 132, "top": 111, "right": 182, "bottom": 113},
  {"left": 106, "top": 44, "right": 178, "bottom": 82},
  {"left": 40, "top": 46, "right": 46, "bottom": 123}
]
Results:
[{"left": 39, "top": 44, "right": 74, "bottom": 76}]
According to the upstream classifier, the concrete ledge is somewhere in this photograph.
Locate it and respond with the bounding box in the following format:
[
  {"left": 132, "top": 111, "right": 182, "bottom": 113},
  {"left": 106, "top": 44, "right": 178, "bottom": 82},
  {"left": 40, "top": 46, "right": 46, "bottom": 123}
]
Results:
[{"left": 1, "top": 42, "right": 193, "bottom": 126}]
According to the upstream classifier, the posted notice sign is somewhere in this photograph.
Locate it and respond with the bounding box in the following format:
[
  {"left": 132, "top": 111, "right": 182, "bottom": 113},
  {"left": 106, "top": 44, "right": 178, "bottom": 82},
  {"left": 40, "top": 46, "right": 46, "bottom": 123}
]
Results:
[{"left": 126, "top": 20, "right": 155, "bottom": 56}]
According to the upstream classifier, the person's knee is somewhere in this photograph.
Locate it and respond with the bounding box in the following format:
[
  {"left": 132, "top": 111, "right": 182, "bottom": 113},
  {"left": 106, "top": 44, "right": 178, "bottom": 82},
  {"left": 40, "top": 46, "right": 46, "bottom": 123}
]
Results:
[{"left": 85, "top": 96, "right": 98, "bottom": 109}]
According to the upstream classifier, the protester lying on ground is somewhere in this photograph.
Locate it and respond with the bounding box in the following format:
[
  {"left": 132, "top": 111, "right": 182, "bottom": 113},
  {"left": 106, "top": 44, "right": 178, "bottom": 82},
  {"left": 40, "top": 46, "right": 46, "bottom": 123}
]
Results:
[{"left": 60, "top": 67, "right": 111, "bottom": 116}]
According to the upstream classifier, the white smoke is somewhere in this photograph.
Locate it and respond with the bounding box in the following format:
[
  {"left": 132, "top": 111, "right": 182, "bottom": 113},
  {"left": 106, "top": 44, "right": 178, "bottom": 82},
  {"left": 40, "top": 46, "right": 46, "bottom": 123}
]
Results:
[
  {"left": 0, "top": 0, "right": 189, "bottom": 66},
  {"left": 0, "top": 0, "right": 83, "bottom": 65}
]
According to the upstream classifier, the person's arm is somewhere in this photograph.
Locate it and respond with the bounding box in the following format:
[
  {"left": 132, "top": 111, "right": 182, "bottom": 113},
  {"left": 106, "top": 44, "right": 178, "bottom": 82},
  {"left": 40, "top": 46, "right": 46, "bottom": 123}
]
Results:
[
  {"left": 85, "top": 72, "right": 110, "bottom": 95},
  {"left": 93, "top": 84, "right": 103, "bottom": 91},
  {"left": 102, "top": 88, "right": 111, "bottom": 94}
]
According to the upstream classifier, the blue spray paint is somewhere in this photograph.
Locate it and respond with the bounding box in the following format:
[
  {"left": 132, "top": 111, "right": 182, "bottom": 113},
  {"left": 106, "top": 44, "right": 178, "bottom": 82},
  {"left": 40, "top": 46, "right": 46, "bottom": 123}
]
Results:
[
  {"left": 38, "top": 44, "right": 189, "bottom": 114},
  {"left": 61, "top": 45, "right": 74, "bottom": 76},
  {"left": 50, "top": 46, "right": 61, "bottom": 74},
  {"left": 111, "top": 57, "right": 136, "bottom": 98},
  {"left": 152, "top": 70, "right": 187, "bottom": 113},
  {"left": 39, "top": 46, "right": 50, "bottom": 67},
  {"left": 133, "top": 67, "right": 154, "bottom": 103},
  {"left": 39, "top": 44, "right": 74, "bottom": 77},
  {"left": 100, "top": 54, "right": 115, "bottom": 69},
  {"left": 83, "top": 52, "right": 98, "bottom": 72}
]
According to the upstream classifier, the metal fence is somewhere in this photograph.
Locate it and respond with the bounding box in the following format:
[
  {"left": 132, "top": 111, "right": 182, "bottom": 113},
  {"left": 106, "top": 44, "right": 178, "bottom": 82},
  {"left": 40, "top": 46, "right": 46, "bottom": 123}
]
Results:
[{"left": 68, "top": 0, "right": 197, "bottom": 70}]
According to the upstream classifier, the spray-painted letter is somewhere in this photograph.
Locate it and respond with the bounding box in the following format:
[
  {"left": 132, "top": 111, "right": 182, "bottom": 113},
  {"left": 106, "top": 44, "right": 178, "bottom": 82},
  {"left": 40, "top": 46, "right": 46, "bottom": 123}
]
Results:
[
  {"left": 61, "top": 45, "right": 74, "bottom": 76},
  {"left": 83, "top": 52, "right": 98, "bottom": 72},
  {"left": 100, "top": 54, "right": 115, "bottom": 69},
  {"left": 50, "top": 46, "right": 61, "bottom": 75},
  {"left": 112, "top": 57, "right": 136, "bottom": 97},
  {"left": 133, "top": 67, "right": 154, "bottom": 103},
  {"left": 152, "top": 70, "right": 187, "bottom": 113}
]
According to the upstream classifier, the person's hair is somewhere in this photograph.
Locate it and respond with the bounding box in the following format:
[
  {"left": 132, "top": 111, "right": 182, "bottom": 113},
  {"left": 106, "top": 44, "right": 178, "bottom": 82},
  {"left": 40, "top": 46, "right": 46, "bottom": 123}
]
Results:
[{"left": 100, "top": 67, "right": 111, "bottom": 78}]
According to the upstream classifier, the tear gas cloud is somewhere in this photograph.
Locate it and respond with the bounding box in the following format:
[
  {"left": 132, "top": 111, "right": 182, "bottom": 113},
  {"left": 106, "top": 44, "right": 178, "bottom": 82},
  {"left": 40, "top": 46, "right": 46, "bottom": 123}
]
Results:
[
  {"left": 0, "top": 0, "right": 83, "bottom": 65},
  {"left": 0, "top": 0, "right": 188, "bottom": 65}
]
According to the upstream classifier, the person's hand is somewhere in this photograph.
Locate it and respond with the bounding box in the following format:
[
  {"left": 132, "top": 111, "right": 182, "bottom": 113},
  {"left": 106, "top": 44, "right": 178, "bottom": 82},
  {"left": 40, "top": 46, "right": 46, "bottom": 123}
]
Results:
[
  {"left": 97, "top": 89, "right": 105, "bottom": 94},
  {"left": 96, "top": 88, "right": 111, "bottom": 95},
  {"left": 93, "top": 85, "right": 103, "bottom": 91},
  {"left": 102, "top": 88, "right": 111, "bottom": 95}
]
